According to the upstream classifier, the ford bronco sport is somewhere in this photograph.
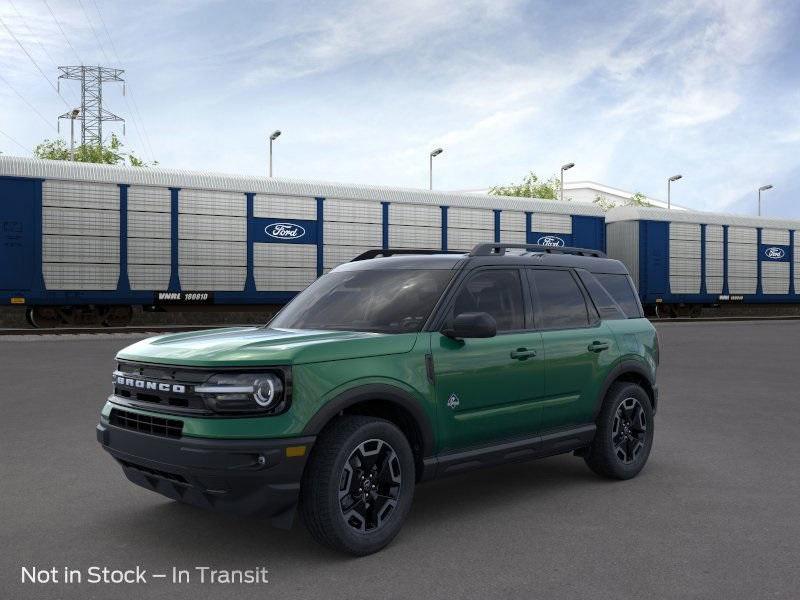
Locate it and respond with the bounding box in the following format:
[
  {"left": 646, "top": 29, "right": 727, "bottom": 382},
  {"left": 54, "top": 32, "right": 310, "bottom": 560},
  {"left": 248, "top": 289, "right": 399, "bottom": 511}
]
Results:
[{"left": 97, "top": 243, "right": 659, "bottom": 555}]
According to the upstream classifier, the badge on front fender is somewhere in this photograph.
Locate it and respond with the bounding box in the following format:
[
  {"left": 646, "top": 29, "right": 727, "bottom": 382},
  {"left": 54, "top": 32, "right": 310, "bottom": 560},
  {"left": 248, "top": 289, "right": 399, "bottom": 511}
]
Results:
[{"left": 447, "top": 393, "right": 460, "bottom": 410}]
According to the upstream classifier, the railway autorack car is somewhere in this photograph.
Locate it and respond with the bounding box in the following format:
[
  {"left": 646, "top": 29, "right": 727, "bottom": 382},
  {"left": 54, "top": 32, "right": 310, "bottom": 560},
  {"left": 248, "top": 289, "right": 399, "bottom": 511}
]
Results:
[
  {"left": 606, "top": 206, "right": 800, "bottom": 317},
  {"left": 0, "top": 157, "right": 605, "bottom": 327}
]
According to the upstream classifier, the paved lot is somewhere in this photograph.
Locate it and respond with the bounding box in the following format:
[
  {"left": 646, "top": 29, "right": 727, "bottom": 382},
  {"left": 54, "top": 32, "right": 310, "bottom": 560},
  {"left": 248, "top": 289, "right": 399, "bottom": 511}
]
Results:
[{"left": 1, "top": 322, "right": 799, "bottom": 600}]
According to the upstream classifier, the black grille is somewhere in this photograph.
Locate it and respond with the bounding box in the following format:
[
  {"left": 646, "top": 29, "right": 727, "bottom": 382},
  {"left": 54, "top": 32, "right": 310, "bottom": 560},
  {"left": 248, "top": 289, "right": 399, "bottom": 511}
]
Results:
[
  {"left": 109, "top": 408, "right": 183, "bottom": 439},
  {"left": 113, "top": 362, "right": 209, "bottom": 413}
]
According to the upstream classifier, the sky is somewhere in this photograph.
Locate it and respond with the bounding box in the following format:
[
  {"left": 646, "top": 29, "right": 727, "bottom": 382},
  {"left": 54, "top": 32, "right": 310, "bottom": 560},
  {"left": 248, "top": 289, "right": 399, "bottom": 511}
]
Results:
[{"left": 0, "top": 0, "right": 799, "bottom": 217}]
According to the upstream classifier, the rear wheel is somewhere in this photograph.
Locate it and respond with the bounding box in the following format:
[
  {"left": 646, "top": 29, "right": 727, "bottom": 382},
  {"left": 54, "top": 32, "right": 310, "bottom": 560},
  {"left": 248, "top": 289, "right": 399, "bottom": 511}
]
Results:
[
  {"left": 584, "top": 382, "right": 654, "bottom": 479},
  {"left": 300, "top": 416, "right": 415, "bottom": 556}
]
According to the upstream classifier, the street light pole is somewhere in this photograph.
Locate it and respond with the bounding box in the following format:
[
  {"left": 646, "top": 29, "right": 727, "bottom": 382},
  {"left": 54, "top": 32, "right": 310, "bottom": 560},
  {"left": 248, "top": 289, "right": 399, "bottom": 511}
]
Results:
[
  {"left": 667, "top": 174, "right": 683, "bottom": 209},
  {"left": 69, "top": 108, "right": 80, "bottom": 161},
  {"left": 560, "top": 162, "right": 575, "bottom": 202},
  {"left": 269, "top": 130, "right": 281, "bottom": 177},
  {"left": 758, "top": 184, "right": 773, "bottom": 216},
  {"left": 429, "top": 148, "right": 443, "bottom": 190}
]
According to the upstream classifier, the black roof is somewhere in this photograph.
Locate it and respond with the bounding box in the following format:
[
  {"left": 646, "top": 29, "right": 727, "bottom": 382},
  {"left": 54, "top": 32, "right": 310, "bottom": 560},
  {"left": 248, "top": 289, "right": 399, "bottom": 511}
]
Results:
[{"left": 337, "top": 244, "right": 630, "bottom": 275}]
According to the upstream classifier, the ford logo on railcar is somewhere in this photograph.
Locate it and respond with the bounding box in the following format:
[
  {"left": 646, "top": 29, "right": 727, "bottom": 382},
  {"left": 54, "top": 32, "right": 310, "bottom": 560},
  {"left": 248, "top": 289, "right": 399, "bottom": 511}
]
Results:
[
  {"left": 537, "top": 235, "right": 565, "bottom": 247},
  {"left": 265, "top": 222, "right": 305, "bottom": 239},
  {"left": 765, "top": 247, "right": 785, "bottom": 259}
]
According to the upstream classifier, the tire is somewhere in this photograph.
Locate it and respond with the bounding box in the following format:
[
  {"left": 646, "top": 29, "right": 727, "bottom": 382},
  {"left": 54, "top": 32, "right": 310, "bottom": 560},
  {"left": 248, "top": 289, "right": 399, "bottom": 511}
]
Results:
[
  {"left": 584, "top": 382, "right": 654, "bottom": 480},
  {"left": 300, "top": 416, "right": 415, "bottom": 556}
]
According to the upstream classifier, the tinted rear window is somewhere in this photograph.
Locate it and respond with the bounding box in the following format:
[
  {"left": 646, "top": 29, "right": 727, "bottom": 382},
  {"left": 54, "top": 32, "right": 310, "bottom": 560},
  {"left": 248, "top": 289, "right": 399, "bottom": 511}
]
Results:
[
  {"left": 529, "top": 269, "right": 589, "bottom": 329},
  {"left": 577, "top": 270, "right": 626, "bottom": 320},
  {"left": 594, "top": 273, "right": 643, "bottom": 318}
]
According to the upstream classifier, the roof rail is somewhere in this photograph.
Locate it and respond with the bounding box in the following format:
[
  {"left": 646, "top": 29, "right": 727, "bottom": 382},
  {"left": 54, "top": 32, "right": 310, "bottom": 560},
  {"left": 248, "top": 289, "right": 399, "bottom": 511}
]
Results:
[
  {"left": 350, "top": 248, "right": 464, "bottom": 262},
  {"left": 469, "top": 243, "right": 607, "bottom": 258}
]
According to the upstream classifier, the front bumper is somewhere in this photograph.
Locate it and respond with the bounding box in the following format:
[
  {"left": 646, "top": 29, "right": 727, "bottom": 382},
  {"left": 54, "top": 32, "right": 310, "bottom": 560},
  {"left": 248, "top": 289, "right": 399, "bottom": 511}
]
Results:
[{"left": 97, "top": 419, "right": 314, "bottom": 528}]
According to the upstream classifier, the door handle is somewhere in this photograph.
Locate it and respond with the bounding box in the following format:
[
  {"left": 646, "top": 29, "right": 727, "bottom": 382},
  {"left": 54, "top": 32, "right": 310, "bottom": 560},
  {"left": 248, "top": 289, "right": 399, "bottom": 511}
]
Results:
[
  {"left": 510, "top": 348, "right": 537, "bottom": 360},
  {"left": 588, "top": 341, "right": 610, "bottom": 352}
]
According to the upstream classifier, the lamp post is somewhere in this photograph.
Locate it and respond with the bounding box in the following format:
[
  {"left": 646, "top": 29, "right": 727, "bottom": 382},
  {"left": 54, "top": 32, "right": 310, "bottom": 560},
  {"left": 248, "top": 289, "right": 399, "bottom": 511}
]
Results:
[
  {"left": 560, "top": 162, "right": 575, "bottom": 202},
  {"left": 429, "top": 148, "right": 443, "bottom": 190},
  {"left": 667, "top": 174, "right": 682, "bottom": 209},
  {"left": 68, "top": 108, "right": 80, "bottom": 161},
  {"left": 269, "top": 130, "right": 281, "bottom": 177},
  {"left": 758, "top": 184, "right": 773, "bottom": 216}
]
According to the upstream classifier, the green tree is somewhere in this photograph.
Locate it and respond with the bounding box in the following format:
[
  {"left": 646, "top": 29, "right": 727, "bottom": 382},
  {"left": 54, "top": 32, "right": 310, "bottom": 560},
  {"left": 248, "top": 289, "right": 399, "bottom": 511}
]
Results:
[
  {"left": 593, "top": 191, "right": 653, "bottom": 212},
  {"left": 593, "top": 194, "right": 617, "bottom": 211},
  {"left": 489, "top": 171, "right": 563, "bottom": 200},
  {"left": 33, "top": 134, "right": 156, "bottom": 166},
  {"left": 628, "top": 191, "right": 652, "bottom": 207}
]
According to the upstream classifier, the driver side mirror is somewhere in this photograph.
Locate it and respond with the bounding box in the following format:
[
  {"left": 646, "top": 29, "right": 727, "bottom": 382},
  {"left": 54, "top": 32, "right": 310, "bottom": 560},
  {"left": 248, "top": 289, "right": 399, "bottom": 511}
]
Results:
[{"left": 442, "top": 312, "right": 497, "bottom": 340}]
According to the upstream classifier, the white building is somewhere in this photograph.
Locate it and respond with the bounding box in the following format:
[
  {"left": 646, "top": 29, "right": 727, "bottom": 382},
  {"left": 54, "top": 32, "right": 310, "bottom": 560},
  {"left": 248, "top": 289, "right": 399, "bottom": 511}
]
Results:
[
  {"left": 455, "top": 181, "right": 687, "bottom": 210},
  {"left": 563, "top": 181, "right": 686, "bottom": 210}
]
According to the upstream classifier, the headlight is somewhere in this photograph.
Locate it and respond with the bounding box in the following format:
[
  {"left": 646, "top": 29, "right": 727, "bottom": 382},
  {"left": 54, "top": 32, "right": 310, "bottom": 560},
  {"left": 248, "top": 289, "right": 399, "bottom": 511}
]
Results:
[{"left": 195, "top": 372, "right": 286, "bottom": 414}]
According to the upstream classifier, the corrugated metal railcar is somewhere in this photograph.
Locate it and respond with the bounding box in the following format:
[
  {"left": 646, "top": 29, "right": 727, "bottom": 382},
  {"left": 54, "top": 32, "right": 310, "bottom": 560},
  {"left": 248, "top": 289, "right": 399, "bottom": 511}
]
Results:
[
  {"left": 606, "top": 206, "right": 800, "bottom": 317},
  {"left": 0, "top": 157, "right": 606, "bottom": 326}
]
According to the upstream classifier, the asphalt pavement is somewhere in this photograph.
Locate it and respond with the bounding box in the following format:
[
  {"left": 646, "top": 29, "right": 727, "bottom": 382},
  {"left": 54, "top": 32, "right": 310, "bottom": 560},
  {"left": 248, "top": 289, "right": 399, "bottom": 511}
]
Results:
[{"left": 1, "top": 321, "right": 799, "bottom": 600}]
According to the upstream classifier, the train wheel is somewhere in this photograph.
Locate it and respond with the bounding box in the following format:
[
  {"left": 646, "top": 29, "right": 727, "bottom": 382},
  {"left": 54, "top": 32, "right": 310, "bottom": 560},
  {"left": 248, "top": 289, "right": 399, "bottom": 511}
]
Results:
[
  {"left": 102, "top": 305, "right": 133, "bottom": 327},
  {"left": 28, "top": 306, "right": 64, "bottom": 328},
  {"left": 689, "top": 304, "right": 702, "bottom": 318}
]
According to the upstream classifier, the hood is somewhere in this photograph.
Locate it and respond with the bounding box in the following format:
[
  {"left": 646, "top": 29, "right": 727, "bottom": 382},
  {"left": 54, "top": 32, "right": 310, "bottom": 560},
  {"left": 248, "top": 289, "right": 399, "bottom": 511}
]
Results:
[{"left": 116, "top": 326, "right": 419, "bottom": 367}]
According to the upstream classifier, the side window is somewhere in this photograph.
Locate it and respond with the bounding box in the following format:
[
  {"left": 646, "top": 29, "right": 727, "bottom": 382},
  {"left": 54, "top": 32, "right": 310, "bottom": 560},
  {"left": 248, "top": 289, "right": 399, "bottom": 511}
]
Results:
[
  {"left": 594, "top": 273, "right": 643, "bottom": 318},
  {"left": 449, "top": 269, "right": 525, "bottom": 332},
  {"left": 577, "top": 270, "right": 626, "bottom": 320},
  {"left": 529, "top": 269, "right": 590, "bottom": 329}
]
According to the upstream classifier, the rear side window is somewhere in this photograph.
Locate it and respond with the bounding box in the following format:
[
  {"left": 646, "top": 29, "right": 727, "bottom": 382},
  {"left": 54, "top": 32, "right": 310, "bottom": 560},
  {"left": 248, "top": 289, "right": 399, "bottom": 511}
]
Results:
[
  {"left": 594, "top": 273, "right": 643, "bottom": 318},
  {"left": 449, "top": 269, "right": 525, "bottom": 332},
  {"left": 577, "top": 270, "right": 626, "bottom": 320},
  {"left": 529, "top": 269, "right": 589, "bottom": 329}
]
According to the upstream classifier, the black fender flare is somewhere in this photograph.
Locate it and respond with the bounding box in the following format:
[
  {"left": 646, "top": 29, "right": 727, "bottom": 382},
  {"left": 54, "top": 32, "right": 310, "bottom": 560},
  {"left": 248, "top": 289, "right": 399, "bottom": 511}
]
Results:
[
  {"left": 594, "top": 360, "right": 657, "bottom": 418},
  {"left": 301, "top": 383, "right": 435, "bottom": 458}
]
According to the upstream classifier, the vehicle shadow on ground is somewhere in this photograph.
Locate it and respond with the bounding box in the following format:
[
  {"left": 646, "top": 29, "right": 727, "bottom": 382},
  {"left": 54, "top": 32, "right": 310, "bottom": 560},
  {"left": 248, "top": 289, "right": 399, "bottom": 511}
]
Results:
[{"left": 100, "top": 454, "right": 613, "bottom": 562}]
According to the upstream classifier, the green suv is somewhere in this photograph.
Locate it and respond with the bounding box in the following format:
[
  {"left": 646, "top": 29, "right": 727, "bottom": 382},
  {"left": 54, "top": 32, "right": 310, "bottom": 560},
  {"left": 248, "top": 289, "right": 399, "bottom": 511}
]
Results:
[{"left": 97, "top": 243, "right": 659, "bottom": 555}]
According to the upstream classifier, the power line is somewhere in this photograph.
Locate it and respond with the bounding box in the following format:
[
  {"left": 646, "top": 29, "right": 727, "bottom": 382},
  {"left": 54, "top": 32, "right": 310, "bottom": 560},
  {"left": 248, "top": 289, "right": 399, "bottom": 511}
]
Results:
[
  {"left": 0, "top": 72, "right": 59, "bottom": 132},
  {"left": 42, "top": 0, "right": 83, "bottom": 66},
  {"left": 89, "top": 0, "right": 156, "bottom": 162},
  {"left": 7, "top": 0, "right": 81, "bottom": 106},
  {"left": 0, "top": 14, "right": 70, "bottom": 108},
  {"left": 76, "top": 0, "right": 112, "bottom": 64},
  {"left": 0, "top": 126, "right": 31, "bottom": 153}
]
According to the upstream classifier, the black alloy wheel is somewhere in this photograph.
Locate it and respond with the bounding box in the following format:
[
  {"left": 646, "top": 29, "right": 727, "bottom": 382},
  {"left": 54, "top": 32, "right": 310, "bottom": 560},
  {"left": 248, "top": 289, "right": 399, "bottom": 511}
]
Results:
[
  {"left": 612, "top": 397, "right": 647, "bottom": 465},
  {"left": 338, "top": 438, "right": 402, "bottom": 533},
  {"left": 584, "top": 382, "right": 654, "bottom": 480}
]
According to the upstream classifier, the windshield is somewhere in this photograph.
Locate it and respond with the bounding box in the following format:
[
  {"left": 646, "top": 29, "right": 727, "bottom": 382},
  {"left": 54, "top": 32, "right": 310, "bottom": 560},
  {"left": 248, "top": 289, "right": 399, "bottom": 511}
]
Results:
[{"left": 269, "top": 269, "right": 454, "bottom": 333}]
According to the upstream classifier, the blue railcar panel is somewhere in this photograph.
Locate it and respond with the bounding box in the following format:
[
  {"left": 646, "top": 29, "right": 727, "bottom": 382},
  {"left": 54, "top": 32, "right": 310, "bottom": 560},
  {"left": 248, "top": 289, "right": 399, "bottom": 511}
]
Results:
[
  {"left": 440, "top": 206, "right": 448, "bottom": 251},
  {"left": 168, "top": 188, "right": 180, "bottom": 292},
  {"left": 639, "top": 220, "right": 669, "bottom": 300},
  {"left": 118, "top": 184, "right": 130, "bottom": 293},
  {"left": 245, "top": 192, "right": 256, "bottom": 293},
  {"left": 0, "top": 177, "right": 38, "bottom": 292},
  {"left": 316, "top": 197, "right": 324, "bottom": 276},
  {"left": 572, "top": 215, "right": 605, "bottom": 252}
]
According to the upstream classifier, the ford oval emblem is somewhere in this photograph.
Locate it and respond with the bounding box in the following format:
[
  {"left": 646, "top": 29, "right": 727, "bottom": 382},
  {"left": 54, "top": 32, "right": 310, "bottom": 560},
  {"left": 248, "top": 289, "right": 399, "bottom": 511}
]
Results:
[
  {"left": 265, "top": 222, "right": 305, "bottom": 240},
  {"left": 537, "top": 235, "right": 565, "bottom": 247},
  {"left": 765, "top": 246, "right": 785, "bottom": 260}
]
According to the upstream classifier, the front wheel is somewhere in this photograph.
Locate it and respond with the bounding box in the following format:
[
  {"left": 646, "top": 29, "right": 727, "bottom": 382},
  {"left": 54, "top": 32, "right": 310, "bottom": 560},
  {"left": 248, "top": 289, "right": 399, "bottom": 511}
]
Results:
[
  {"left": 300, "top": 416, "right": 415, "bottom": 556},
  {"left": 584, "top": 382, "right": 654, "bottom": 480}
]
